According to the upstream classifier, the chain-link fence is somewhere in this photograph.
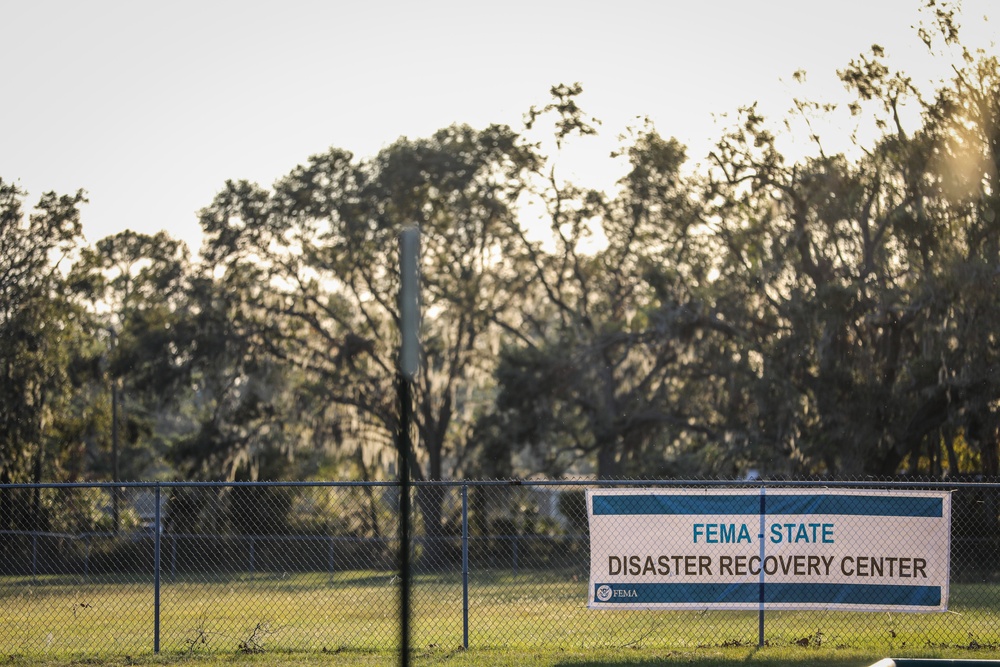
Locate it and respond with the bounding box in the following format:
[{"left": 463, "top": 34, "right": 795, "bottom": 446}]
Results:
[{"left": 1, "top": 480, "right": 998, "bottom": 655}]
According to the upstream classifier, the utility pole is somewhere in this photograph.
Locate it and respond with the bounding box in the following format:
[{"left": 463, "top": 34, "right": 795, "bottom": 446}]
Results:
[{"left": 397, "top": 227, "right": 420, "bottom": 667}]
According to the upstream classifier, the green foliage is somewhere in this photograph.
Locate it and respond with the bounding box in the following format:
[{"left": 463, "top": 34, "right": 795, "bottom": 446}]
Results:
[
  {"left": 4, "top": 3, "right": 1000, "bottom": 489},
  {"left": 0, "top": 179, "right": 92, "bottom": 487}
]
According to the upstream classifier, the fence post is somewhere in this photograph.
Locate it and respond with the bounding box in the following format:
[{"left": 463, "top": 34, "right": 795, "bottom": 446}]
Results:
[
  {"left": 154, "top": 483, "right": 161, "bottom": 654},
  {"left": 31, "top": 533, "right": 37, "bottom": 583},
  {"left": 757, "top": 486, "right": 765, "bottom": 649},
  {"left": 462, "top": 484, "right": 469, "bottom": 649}
]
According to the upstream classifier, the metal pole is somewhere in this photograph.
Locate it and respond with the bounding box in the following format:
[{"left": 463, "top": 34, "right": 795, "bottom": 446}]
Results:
[
  {"left": 398, "top": 226, "right": 419, "bottom": 667},
  {"left": 109, "top": 327, "right": 121, "bottom": 535},
  {"left": 398, "top": 374, "right": 412, "bottom": 667},
  {"left": 154, "top": 484, "right": 161, "bottom": 654},
  {"left": 111, "top": 378, "right": 120, "bottom": 533},
  {"left": 462, "top": 485, "right": 469, "bottom": 649},
  {"left": 758, "top": 487, "right": 765, "bottom": 648}
]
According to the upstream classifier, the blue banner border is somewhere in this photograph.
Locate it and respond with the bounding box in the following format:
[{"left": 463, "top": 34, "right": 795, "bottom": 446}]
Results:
[
  {"left": 591, "top": 493, "right": 943, "bottom": 518},
  {"left": 593, "top": 582, "right": 942, "bottom": 607}
]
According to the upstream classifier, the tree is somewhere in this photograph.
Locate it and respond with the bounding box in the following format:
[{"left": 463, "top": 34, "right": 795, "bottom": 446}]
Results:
[
  {"left": 704, "top": 2, "right": 1000, "bottom": 477},
  {"left": 0, "top": 179, "right": 90, "bottom": 535},
  {"left": 198, "top": 124, "right": 537, "bottom": 557},
  {"left": 70, "top": 230, "right": 193, "bottom": 483},
  {"left": 490, "top": 91, "right": 739, "bottom": 478},
  {"left": 909, "top": 5, "right": 1000, "bottom": 476},
  {"left": 168, "top": 265, "right": 315, "bottom": 481}
]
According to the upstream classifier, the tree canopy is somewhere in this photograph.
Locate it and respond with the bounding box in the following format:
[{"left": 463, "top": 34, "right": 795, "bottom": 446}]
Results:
[{"left": 2, "top": 3, "right": 999, "bottom": 494}]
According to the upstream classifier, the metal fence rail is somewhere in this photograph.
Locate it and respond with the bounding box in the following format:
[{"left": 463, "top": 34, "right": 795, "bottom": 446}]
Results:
[{"left": 1, "top": 479, "right": 998, "bottom": 655}]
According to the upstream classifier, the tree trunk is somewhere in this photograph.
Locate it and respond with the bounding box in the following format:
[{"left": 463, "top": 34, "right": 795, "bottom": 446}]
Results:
[
  {"left": 414, "top": 484, "right": 455, "bottom": 571},
  {"left": 943, "top": 427, "right": 960, "bottom": 476},
  {"left": 597, "top": 444, "right": 621, "bottom": 480}
]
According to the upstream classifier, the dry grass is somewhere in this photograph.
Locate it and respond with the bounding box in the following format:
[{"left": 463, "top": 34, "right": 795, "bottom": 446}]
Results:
[{"left": 2, "top": 570, "right": 1000, "bottom": 662}]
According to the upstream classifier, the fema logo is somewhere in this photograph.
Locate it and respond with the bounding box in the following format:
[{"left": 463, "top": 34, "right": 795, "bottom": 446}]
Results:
[{"left": 596, "top": 585, "right": 613, "bottom": 602}]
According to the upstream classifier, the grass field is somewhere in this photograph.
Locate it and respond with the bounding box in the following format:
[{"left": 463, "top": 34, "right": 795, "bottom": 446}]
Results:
[
  {"left": 4, "top": 646, "right": 1000, "bottom": 667},
  {"left": 3, "top": 569, "right": 1000, "bottom": 664}
]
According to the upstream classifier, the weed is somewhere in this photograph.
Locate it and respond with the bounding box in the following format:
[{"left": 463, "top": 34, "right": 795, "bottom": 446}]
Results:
[
  {"left": 237, "top": 622, "right": 278, "bottom": 654},
  {"left": 183, "top": 615, "right": 212, "bottom": 655}
]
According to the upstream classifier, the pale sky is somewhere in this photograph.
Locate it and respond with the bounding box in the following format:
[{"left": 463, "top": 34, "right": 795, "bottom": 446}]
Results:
[{"left": 2, "top": 0, "right": 996, "bottom": 254}]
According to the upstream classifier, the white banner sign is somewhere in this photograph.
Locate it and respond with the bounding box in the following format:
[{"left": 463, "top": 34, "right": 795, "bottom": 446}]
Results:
[{"left": 587, "top": 488, "right": 951, "bottom": 612}]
